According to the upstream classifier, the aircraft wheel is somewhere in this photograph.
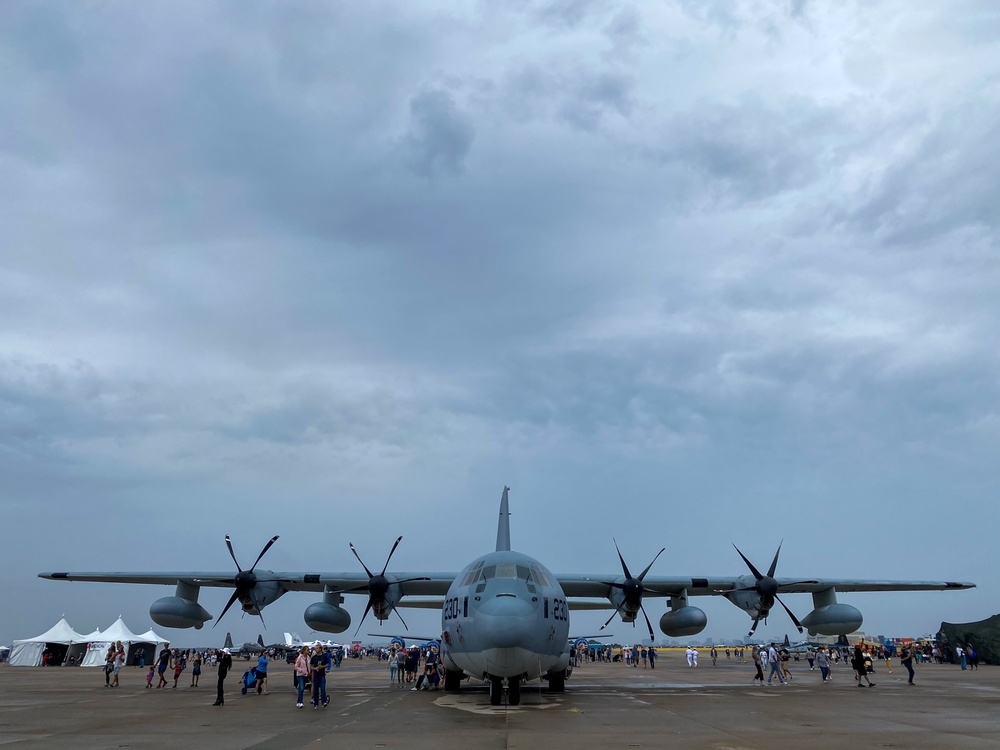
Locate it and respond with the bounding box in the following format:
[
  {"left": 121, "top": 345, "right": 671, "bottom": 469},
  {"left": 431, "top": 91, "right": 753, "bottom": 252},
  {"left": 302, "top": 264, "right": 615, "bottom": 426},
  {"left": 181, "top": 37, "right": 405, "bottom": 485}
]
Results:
[
  {"left": 489, "top": 676, "right": 503, "bottom": 706},
  {"left": 508, "top": 678, "right": 521, "bottom": 706},
  {"left": 444, "top": 669, "right": 463, "bottom": 692},
  {"left": 547, "top": 668, "right": 566, "bottom": 692}
]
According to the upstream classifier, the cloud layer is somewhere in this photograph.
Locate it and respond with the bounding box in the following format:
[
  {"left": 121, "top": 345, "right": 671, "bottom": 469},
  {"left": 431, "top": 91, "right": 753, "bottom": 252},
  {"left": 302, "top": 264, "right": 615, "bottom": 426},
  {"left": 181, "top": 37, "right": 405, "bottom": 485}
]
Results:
[{"left": 2, "top": 0, "right": 997, "bottom": 645}]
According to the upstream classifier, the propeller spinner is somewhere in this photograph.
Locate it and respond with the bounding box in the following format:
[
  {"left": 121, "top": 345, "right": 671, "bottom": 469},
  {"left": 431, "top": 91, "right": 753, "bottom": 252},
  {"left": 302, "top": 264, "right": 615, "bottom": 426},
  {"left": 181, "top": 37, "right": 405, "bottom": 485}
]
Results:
[
  {"left": 597, "top": 539, "right": 665, "bottom": 641},
  {"left": 732, "top": 541, "right": 813, "bottom": 637},
  {"left": 214, "top": 535, "right": 279, "bottom": 628},
  {"left": 334, "top": 536, "right": 430, "bottom": 635}
]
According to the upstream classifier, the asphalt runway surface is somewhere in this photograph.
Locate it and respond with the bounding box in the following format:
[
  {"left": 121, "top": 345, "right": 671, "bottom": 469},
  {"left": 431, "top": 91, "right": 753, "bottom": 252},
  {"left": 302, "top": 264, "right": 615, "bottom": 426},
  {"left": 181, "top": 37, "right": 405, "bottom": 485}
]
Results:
[{"left": 1, "top": 653, "right": 998, "bottom": 749}]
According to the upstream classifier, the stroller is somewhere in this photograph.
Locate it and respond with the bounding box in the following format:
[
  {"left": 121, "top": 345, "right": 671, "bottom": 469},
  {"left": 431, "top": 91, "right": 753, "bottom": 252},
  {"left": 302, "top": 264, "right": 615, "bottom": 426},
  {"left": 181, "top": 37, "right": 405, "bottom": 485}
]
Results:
[{"left": 240, "top": 666, "right": 259, "bottom": 695}]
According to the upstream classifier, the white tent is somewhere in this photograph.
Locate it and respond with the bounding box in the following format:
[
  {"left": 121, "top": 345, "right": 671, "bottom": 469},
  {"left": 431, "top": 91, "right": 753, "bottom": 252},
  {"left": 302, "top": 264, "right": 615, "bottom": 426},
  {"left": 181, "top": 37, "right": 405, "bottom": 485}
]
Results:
[
  {"left": 9, "top": 617, "right": 87, "bottom": 666},
  {"left": 81, "top": 617, "right": 168, "bottom": 667}
]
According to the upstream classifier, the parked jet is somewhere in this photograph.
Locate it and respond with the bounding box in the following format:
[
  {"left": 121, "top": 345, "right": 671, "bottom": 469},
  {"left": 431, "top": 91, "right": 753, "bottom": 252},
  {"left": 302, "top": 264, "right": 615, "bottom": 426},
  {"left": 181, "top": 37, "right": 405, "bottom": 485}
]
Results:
[{"left": 41, "top": 487, "right": 974, "bottom": 705}]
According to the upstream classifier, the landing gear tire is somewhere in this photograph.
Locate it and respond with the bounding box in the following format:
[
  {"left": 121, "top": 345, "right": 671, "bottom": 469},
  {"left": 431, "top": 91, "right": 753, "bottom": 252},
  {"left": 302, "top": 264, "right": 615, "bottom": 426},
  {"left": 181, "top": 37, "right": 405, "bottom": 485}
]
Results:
[
  {"left": 547, "top": 668, "right": 566, "bottom": 692},
  {"left": 489, "top": 676, "right": 503, "bottom": 706},
  {"left": 444, "top": 669, "right": 463, "bottom": 692},
  {"left": 508, "top": 678, "right": 521, "bottom": 706}
]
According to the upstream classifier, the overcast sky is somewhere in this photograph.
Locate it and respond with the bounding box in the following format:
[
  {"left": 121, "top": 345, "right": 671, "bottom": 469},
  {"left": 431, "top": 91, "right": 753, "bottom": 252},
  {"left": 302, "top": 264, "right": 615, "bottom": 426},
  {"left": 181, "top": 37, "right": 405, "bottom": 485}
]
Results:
[{"left": 2, "top": 1, "right": 997, "bottom": 648}]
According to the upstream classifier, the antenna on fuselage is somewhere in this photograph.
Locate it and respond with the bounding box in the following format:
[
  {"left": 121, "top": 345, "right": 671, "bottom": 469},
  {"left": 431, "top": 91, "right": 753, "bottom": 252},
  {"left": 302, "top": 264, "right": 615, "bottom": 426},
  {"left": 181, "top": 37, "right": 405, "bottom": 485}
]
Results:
[{"left": 496, "top": 486, "right": 511, "bottom": 552}]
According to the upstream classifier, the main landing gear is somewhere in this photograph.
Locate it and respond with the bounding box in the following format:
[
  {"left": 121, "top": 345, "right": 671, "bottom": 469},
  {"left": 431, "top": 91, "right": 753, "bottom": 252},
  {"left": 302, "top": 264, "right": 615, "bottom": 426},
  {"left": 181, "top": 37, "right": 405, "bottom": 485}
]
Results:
[{"left": 546, "top": 668, "right": 566, "bottom": 692}]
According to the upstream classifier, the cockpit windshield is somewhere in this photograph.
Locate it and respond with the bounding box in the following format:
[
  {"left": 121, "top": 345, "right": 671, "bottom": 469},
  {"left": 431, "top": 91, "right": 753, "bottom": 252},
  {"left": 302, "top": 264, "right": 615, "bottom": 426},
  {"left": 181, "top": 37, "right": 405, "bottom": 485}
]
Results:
[{"left": 460, "top": 560, "right": 550, "bottom": 587}]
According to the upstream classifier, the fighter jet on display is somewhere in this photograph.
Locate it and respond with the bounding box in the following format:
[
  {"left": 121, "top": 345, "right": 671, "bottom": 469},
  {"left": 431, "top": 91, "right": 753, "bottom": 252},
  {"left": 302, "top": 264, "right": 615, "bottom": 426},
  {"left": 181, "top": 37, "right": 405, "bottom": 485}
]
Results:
[
  {"left": 224, "top": 632, "right": 265, "bottom": 655},
  {"left": 41, "top": 487, "right": 974, "bottom": 706}
]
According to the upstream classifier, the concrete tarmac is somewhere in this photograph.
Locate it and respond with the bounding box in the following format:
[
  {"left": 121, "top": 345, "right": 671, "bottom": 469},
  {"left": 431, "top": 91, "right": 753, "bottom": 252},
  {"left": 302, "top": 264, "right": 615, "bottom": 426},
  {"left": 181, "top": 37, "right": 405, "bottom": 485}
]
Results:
[{"left": 1, "top": 653, "right": 998, "bottom": 749}]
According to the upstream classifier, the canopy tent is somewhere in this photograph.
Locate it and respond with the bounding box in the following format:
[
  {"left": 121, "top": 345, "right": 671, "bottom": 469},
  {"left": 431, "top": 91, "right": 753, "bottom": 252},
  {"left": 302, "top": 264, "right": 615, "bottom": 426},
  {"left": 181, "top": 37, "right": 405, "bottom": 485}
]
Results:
[
  {"left": 9, "top": 617, "right": 88, "bottom": 666},
  {"left": 81, "top": 618, "right": 168, "bottom": 667}
]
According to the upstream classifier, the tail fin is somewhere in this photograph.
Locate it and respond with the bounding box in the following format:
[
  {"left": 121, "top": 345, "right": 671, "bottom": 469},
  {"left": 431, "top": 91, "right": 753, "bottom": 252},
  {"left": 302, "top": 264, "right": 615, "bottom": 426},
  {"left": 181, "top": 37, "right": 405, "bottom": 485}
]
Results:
[
  {"left": 496, "top": 486, "right": 511, "bottom": 552},
  {"left": 257, "top": 634, "right": 265, "bottom": 647},
  {"left": 224, "top": 632, "right": 233, "bottom": 649}
]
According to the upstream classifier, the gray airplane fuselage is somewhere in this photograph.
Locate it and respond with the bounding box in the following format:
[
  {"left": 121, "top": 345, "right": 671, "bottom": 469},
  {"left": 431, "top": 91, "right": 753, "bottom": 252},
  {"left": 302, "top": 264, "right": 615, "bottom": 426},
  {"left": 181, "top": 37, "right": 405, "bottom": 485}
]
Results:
[{"left": 441, "top": 549, "right": 570, "bottom": 681}]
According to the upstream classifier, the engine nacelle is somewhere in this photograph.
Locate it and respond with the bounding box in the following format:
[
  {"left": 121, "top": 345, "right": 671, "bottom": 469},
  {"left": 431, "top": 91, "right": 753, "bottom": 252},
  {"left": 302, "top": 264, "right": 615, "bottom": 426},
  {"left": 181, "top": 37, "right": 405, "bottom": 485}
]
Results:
[
  {"left": 304, "top": 602, "right": 351, "bottom": 634},
  {"left": 659, "top": 606, "right": 708, "bottom": 637},
  {"left": 801, "top": 604, "right": 863, "bottom": 636},
  {"left": 150, "top": 597, "right": 212, "bottom": 629}
]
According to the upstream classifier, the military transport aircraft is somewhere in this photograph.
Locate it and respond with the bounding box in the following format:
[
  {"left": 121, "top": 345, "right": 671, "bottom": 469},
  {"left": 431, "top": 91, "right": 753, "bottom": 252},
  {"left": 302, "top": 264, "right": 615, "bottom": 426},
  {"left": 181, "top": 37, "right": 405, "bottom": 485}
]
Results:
[{"left": 41, "top": 487, "right": 974, "bottom": 706}]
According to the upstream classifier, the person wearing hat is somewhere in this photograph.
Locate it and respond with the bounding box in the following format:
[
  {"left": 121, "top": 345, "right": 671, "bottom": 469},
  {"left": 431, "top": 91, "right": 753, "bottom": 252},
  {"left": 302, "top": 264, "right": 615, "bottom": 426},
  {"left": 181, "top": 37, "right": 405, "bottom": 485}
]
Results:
[{"left": 213, "top": 648, "right": 233, "bottom": 706}]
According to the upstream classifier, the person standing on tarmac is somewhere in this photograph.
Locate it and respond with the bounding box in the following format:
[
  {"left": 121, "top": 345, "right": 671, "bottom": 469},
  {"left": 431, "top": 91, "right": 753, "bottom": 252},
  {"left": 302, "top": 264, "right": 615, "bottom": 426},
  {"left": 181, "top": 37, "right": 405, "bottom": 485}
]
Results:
[
  {"left": 213, "top": 648, "right": 232, "bottom": 706},
  {"left": 310, "top": 645, "right": 329, "bottom": 708},
  {"left": 900, "top": 644, "right": 916, "bottom": 685}
]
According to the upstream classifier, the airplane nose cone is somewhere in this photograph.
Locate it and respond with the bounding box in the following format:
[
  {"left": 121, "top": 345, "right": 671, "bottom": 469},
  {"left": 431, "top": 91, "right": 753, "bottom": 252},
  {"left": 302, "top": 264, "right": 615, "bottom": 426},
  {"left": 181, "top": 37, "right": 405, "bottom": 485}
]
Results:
[{"left": 477, "top": 595, "right": 535, "bottom": 649}]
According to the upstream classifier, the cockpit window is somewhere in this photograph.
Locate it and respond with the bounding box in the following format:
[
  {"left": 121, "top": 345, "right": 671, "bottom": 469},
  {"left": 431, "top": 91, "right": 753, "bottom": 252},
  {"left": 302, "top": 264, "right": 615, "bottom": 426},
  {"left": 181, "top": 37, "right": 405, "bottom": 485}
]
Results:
[
  {"left": 495, "top": 563, "right": 518, "bottom": 579},
  {"left": 531, "top": 566, "right": 550, "bottom": 587},
  {"left": 460, "top": 562, "right": 484, "bottom": 587},
  {"left": 473, "top": 562, "right": 547, "bottom": 584}
]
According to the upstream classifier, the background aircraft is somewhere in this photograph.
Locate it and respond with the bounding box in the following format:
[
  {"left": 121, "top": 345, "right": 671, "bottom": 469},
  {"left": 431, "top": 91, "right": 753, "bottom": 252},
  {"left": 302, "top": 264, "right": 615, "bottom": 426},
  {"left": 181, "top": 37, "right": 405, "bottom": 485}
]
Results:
[
  {"left": 224, "top": 632, "right": 265, "bottom": 655},
  {"left": 41, "top": 488, "right": 974, "bottom": 704}
]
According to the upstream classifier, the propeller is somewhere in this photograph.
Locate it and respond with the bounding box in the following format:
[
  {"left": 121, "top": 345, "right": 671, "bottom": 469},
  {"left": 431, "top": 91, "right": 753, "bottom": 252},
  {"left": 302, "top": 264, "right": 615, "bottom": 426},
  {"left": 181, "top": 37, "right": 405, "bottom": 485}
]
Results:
[
  {"left": 214, "top": 535, "right": 279, "bottom": 628},
  {"left": 597, "top": 539, "right": 665, "bottom": 641},
  {"left": 732, "top": 541, "right": 814, "bottom": 637},
  {"left": 334, "top": 536, "right": 430, "bottom": 635}
]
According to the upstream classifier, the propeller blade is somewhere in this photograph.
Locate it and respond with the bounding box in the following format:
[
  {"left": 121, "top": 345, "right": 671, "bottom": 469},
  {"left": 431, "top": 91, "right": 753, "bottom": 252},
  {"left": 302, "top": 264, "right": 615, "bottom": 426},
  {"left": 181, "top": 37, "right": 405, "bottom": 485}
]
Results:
[
  {"left": 600, "top": 600, "right": 627, "bottom": 630},
  {"left": 613, "top": 538, "right": 634, "bottom": 580},
  {"left": 766, "top": 541, "right": 783, "bottom": 579},
  {"left": 640, "top": 605, "right": 655, "bottom": 642},
  {"left": 774, "top": 594, "right": 804, "bottom": 633},
  {"left": 637, "top": 548, "right": 665, "bottom": 582},
  {"left": 733, "top": 543, "right": 764, "bottom": 581},
  {"left": 349, "top": 543, "right": 375, "bottom": 579},
  {"left": 380, "top": 536, "right": 403, "bottom": 576},
  {"left": 746, "top": 615, "right": 761, "bottom": 638},
  {"left": 393, "top": 607, "right": 410, "bottom": 630},
  {"left": 597, "top": 581, "right": 628, "bottom": 590},
  {"left": 249, "top": 589, "right": 267, "bottom": 629},
  {"left": 354, "top": 599, "right": 375, "bottom": 636},
  {"left": 327, "top": 584, "right": 370, "bottom": 595},
  {"left": 214, "top": 590, "right": 241, "bottom": 628},
  {"left": 224, "top": 535, "right": 242, "bottom": 571},
  {"left": 249, "top": 535, "right": 279, "bottom": 572}
]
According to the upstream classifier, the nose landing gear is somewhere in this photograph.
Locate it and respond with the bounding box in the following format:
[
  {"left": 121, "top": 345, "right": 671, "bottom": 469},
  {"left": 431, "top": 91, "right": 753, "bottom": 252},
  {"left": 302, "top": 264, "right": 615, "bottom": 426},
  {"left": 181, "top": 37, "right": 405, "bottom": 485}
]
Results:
[{"left": 488, "top": 675, "right": 521, "bottom": 706}]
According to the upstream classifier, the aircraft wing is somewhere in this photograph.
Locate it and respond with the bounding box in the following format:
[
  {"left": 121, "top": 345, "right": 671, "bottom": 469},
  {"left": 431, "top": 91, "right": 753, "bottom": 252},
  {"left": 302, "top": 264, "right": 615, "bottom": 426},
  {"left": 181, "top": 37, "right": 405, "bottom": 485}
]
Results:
[
  {"left": 39, "top": 571, "right": 458, "bottom": 595},
  {"left": 762, "top": 579, "right": 975, "bottom": 593},
  {"left": 40, "top": 572, "right": 244, "bottom": 586},
  {"left": 555, "top": 574, "right": 974, "bottom": 598}
]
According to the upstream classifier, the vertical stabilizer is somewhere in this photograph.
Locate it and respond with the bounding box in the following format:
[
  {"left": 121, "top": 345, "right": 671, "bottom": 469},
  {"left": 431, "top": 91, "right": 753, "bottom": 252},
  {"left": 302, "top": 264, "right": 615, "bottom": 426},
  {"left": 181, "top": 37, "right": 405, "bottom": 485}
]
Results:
[
  {"left": 224, "top": 632, "right": 233, "bottom": 649},
  {"left": 257, "top": 634, "right": 265, "bottom": 647},
  {"left": 495, "top": 486, "right": 511, "bottom": 552}
]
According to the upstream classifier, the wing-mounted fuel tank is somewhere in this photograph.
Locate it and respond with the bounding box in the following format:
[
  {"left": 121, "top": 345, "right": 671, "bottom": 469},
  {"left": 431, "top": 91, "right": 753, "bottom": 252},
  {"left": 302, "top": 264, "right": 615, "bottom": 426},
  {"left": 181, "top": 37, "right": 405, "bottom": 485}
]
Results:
[
  {"left": 658, "top": 589, "right": 707, "bottom": 637},
  {"left": 799, "top": 588, "right": 862, "bottom": 636},
  {"left": 150, "top": 581, "right": 212, "bottom": 629},
  {"left": 304, "top": 589, "right": 352, "bottom": 633}
]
